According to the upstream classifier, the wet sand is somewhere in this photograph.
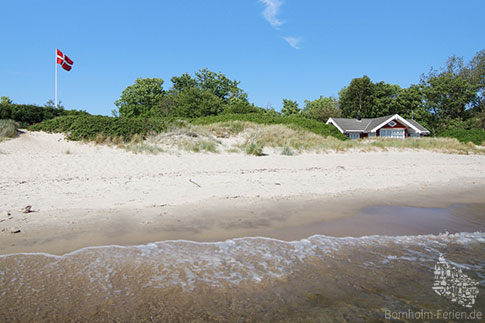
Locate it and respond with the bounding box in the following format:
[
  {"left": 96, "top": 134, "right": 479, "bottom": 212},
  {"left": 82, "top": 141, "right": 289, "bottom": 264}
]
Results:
[{"left": 2, "top": 182, "right": 484, "bottom": 255}]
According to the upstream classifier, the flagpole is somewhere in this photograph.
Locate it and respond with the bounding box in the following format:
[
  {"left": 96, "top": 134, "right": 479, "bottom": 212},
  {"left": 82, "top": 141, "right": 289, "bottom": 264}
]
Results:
[{"left": 55, "top": 49, "right": 58, "bottom": 108}]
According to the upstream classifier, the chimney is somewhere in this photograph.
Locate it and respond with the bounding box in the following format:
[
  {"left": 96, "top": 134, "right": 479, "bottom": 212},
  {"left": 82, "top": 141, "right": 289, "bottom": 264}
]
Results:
[{"left": 356, "top": 114, "right": 362, "bottom": 121}]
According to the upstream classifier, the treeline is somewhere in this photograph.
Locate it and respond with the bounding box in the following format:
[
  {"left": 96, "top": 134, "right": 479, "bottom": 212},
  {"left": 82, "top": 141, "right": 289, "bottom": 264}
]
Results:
[
  {"left": 113, "top": 69, "right": 261, "bottom": 119},
  {"left": 281, "top": 50, "right": 485, "bottom": 135},
  {"left": 111, "top": 50, "right": 484, "bottom": 136},
  {"left": 2, "top": 49, "right": 484, "bottom": 142}
]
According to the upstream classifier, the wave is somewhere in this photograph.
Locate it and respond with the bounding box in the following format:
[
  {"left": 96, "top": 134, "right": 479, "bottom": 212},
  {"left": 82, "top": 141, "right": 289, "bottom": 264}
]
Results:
[
  {"left": 1, "top": 231, "right": 484, "bottom": 322},
  {"left": 1, "top": 231, "right": 484, "bottom": 289}
]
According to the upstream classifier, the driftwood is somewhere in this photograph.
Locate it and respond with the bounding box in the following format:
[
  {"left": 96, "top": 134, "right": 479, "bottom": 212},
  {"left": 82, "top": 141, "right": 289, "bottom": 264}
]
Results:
[
  {"left": 21, "top": 205, "right": 32, "bottom": 213},
  {"left": 189, "top": 179, "right": 201, "bottom": 188}
]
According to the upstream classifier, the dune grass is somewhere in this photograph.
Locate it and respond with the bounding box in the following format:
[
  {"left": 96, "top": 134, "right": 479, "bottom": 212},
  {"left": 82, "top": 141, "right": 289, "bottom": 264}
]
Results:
[
  {"left": 28, "top": 116, "right": 484, "bottom": 155},
  {"left": 125, "top": 123, "right": 220, "bottom": 154},
  {"left": 0, "top": 119, "right": 19, "bottom": 138},
  {"left": 124, "top": 121, "right": 484, "bottom": 155},
  {"left": 126, "top": 143, "right": 165, "bottom": 155}
]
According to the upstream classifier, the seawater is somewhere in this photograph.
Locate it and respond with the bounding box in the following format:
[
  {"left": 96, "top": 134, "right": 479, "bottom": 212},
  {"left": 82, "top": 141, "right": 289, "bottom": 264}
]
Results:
[{"left": 1, "top": 232, "right": 484, "bottom": 322}]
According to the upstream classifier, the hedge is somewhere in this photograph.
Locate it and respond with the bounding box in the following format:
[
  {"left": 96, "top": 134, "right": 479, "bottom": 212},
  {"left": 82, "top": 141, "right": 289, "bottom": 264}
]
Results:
[
  {"left": 0, "top": 103, "right": 87, "bottom": 127},
  {"left": 29, "top": 115, "right": 178, "bottom": 142},
  {"left": 439, "top": 128, "right": 485, "bottom": 145}
]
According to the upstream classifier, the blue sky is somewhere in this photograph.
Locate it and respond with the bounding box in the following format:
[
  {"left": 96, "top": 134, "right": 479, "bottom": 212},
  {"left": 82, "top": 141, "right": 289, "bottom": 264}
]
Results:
[{"left": 1, "top": 0, "right": 484, "bottom": 115}]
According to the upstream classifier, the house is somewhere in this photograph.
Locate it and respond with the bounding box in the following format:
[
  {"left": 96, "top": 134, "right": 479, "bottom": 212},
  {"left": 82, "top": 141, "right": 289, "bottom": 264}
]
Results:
[{"left": 326, "top": 114, "right": 430, "bottom": 139}]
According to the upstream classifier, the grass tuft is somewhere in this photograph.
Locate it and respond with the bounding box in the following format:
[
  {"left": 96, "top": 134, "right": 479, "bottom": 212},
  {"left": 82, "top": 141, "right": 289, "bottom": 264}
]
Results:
[
  {"left": 245, "top": 142, "right": 264, "bottom": 156},
  {"left": 126, "top": 143, "right": 164, "bottom": 155},
  {"left": 179, "top": 139, "right": 218, "bottom": 153},
  {"left": 0, "top": 119, "right": 19, "bottom": 138},
  {"left": 281, "top": 144, "right": 295, "bottom": 156}
]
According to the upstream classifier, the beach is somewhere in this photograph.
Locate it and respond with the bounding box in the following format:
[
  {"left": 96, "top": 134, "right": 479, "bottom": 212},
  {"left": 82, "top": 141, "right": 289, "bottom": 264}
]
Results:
[
  {"left": 1, "top": 131, "right": 485, "bottom": 254},
  {"left": 1, "top": 131, "right": 485, "bottom": 321}
]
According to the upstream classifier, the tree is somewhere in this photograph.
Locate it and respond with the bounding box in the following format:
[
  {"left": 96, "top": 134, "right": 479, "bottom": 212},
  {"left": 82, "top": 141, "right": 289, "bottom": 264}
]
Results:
[
  {"left": 44, "top": 99, "right": 65, "bottom": 110},
  {"left": 115, "top": 78, "right": 165, "bottom": 117},
  {"left": 301, "top": 96, "right": 341, "bottom": 122},
  {"left": 421, "top": 72, "right": 477, "bottom": 130},
  {"left": 169, "top": 69, "right": 249, "bottom": 117},
  {"left": 373, "top": 82, "right": 401, "bottom": 116},
  {"left": 194, "top": 68, "right": 246, "bottom": 103},
  {"left": 465, "top": 49, "right": 485, "bottom": 88},
  {"left": 281, "top": 99, "right": 300, "bottom": 116},
  {"left": 172, "top": 87, "right": 224, "bottom": 118},
  {"left": 171, "top": 73, "right": 197, "bottom": 93},
  {"left": 339, "top": 75, "right": 375, "bottom": 118},
  {"left": 1, "top": 96, "right": 12, "bottom": 105},
  {"left": 223, "top": 97, "right": 259, "bottom": 114},
  {"left": 393, "top": 85, "right": 432, "bottom": 130},
  {"left": 432, "top": 50, "right": 485, "bottom": 129},
  {"left": 464, "top": 50, "right": 485, "bottom": 128}
]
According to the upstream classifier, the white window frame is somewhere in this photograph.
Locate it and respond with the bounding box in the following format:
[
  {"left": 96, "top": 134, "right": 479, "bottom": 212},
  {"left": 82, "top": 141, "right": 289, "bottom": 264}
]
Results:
[
  {"left": 348, "top": 132, "right": 360, "bottom": 140},
  {"left": 380, "top": 129, "right": 405, "bottom": 139}
]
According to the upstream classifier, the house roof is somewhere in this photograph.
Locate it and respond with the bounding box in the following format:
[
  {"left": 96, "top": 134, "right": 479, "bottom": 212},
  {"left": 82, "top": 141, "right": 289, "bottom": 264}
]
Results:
[
  {"left": 327, "top": 114, "right": 430, "bottom": 134},
  {"left": 405, "top": 119, "right": 430, "bottom": 134}
]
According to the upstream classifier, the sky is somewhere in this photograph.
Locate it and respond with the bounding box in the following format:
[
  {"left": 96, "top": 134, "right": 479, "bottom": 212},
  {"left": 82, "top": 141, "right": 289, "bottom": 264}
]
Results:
[{"left": 1, "top": 0, "right": 484, "bottom": 115}]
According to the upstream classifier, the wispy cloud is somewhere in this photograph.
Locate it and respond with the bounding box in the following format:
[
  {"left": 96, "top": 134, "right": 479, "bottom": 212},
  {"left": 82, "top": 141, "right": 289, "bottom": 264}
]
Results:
[
  {"left": 259, "top": 1, "right": 302, "bottom": 50},
  {"left": 282, "top": 36, "right": 302, "bottom": 50},
  {"left": 259, "top": 0, "right": 284, "bottom": 29}
]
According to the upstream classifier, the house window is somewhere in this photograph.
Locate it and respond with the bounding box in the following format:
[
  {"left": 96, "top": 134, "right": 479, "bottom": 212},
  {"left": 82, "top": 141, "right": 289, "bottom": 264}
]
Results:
[
  {"left": 348, "top": 133, "right": 360, "bottom": 140},
  {"left": 410, "top": 133, "right": 420, "bottom": 138},
  {"left": 388, "top": 121, "right": 397, "bottom": 127},
  {"left": 368, "top": 132, "right": 376, "bottom": 137},
  {"left": 380, "top": 129, "right": 405, "bottom": 139}
]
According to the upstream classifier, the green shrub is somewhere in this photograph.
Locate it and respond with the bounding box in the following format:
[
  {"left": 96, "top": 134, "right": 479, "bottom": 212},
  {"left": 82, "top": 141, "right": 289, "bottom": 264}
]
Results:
[
  {"left": 439, "top": 128, "right": 485, "bottom": 145},
  {"left": 191, "top": 113, "right": 347, "bottom": 140},
  {"left": 29, "top": 115, "right": 179, "bottom": 142},
  {"left": 0, "top": 103, "right": 86, "bottom": 127},
  {"left": 182, "top": 140, "right": 218, "bottom": 153},
  {"left": 126, "top": 143, "right": 164, "bottom": 154},
  {"left": 0, "top": 119, "right": 19, "bottom": 138},
  {"left": 245, "top": 142, "right": 264, "bottom": 156}
]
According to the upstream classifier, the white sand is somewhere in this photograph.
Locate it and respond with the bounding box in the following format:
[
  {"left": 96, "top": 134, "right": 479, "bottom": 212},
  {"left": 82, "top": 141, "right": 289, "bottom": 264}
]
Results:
[{"left": 1, "top": 131, "right": 485, "bottom": 254}]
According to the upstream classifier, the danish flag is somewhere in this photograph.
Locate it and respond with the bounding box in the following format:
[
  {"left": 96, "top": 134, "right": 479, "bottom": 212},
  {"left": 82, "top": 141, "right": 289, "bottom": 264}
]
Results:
[{"left": 56, "top": 49, "right": 74, "bottom": 71}]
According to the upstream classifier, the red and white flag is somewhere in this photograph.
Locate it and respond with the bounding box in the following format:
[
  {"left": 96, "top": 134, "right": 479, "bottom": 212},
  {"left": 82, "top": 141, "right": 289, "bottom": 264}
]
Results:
[{"left": 56, "top": 49, "right": 74, "bottom": 71}]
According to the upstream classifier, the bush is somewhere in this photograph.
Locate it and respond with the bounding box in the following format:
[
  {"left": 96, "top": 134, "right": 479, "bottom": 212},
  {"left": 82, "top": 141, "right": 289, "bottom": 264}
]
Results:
[
  {"left": 29, "top": 115, "right": 179, "bottom": 142},
  {"left": 191, "top": 113, "right": 348, "bottom": 140},
  {"left": 0, "top": 119, "right": 19, "bottom": 138},
  {"left": 245, "top": 142, "right": 264, "bottom": 156},
  {"left": 223, "top": 98, "right": 260, "bottom": 114},
  {"left": 439, "top": 128, "right": 485, "bottom": 145},
  {"left": 0, "top": 103, "right": 87, "bottom": 127}
]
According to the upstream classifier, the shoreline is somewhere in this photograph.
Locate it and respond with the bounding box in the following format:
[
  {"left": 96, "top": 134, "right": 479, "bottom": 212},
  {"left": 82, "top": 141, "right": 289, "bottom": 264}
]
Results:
[{"left": 1, "top": 182, "right": 484, "bottom": 255}]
